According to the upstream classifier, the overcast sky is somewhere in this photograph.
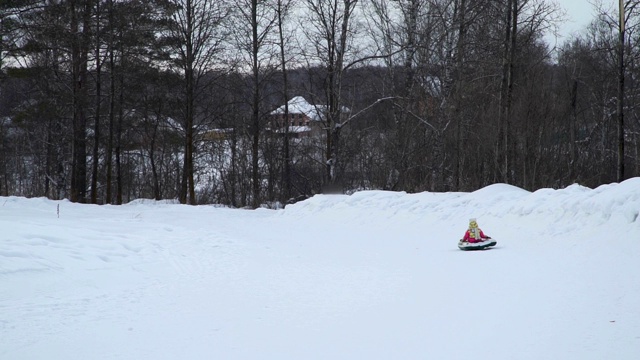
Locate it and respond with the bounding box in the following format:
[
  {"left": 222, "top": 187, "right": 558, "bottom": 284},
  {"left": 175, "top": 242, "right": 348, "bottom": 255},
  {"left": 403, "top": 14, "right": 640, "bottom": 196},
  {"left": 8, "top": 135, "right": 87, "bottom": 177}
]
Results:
[{"left": 555, "top": 0, "right": 618, "bottom": 39}]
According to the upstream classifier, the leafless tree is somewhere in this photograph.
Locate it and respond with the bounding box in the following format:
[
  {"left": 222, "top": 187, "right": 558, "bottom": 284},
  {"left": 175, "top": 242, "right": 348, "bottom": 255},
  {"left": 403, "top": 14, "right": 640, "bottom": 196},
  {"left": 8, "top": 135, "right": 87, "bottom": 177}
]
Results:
[
  {"left": 166, "top": 0, "right": 229, "bottom": 204},
  {"left": 229, "top": 0, "right": 280, "bottom": 207},
  {"left": 301, "top": 0, "right": 360, "bottom": 187},
  {"left": 273, "top": 0, "right": 297, "bottom": 202}
]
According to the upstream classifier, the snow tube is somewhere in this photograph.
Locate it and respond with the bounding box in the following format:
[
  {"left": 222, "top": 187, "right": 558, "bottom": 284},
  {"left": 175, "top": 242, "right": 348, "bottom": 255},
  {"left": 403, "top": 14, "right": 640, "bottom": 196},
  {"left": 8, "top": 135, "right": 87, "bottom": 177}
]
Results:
[{"left": 458, "top": 238, "right": 497, "bottom": 251}]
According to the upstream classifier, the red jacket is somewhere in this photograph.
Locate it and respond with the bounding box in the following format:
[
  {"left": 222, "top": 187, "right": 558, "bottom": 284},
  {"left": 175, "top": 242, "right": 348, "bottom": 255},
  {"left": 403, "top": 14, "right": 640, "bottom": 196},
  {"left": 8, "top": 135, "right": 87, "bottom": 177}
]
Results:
[{"left": 463, "top": 229, "right": 488, "bottom": 243}]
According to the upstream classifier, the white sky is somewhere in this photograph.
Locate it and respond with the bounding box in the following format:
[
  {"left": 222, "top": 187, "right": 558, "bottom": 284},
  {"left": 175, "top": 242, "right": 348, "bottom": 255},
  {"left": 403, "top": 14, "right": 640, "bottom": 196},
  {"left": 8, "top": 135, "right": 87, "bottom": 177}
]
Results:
[{"left": 555, "top": 0, "right": 617, "bottom": 39}]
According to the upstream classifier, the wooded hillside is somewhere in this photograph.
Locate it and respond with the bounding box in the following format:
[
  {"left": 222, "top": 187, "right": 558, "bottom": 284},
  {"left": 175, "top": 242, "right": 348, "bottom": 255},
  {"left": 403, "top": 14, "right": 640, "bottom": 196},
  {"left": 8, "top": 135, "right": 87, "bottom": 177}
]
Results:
[{"left": 1, "top": 0, "right": 638, "bottom": 207}]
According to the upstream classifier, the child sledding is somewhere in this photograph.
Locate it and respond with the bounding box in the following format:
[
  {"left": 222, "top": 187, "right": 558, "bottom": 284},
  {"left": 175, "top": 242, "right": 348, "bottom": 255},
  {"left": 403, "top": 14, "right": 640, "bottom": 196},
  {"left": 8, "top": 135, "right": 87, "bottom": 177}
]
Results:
[{"left": 458, "top": 218, "right": 497, "bottom": 251}]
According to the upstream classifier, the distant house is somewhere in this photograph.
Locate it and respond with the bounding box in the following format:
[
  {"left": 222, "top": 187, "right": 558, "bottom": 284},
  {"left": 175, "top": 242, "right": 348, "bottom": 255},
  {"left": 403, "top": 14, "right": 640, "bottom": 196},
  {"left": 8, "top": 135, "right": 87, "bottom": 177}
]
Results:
[
  {"left": 269, "top": 96, "right": 326, "bottom": 138},
  {"left": 201, "top": 128, "right": 234, "bottom": 141}
]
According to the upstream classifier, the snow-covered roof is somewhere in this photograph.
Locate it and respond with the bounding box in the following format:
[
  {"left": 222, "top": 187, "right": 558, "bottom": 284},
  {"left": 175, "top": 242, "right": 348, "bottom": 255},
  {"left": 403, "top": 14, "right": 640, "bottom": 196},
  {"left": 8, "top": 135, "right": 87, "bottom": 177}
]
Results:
[
  {"left": 272, "top": 96, "right": 312, "bottom": 114},
  {"left": 273, "top": 125, "right": 312, "bottom": 133},
  {"left": 271, "top": 96, "right": 325, "bottom": 121},
  {"left": 271, "top": 96, "right": 352, "bottom": 122}
]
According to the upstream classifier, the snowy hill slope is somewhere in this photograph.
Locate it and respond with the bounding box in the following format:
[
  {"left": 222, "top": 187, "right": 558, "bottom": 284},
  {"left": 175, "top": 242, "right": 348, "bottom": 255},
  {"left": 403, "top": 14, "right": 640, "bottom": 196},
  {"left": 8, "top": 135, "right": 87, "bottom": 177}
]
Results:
[{"left": 1, "top": 179, "right": 639, "bottom": 359}]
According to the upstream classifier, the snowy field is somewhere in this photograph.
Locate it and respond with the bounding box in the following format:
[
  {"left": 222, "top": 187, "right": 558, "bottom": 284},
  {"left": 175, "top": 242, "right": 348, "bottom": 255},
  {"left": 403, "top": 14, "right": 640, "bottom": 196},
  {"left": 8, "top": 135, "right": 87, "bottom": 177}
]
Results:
[{"left": 1, "top": 179, "right": 639, "bottom": 360}]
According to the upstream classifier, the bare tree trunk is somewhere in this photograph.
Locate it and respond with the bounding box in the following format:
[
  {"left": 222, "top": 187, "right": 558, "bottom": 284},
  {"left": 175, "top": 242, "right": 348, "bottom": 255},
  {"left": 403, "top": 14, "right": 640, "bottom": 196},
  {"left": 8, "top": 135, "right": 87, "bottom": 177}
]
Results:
[
  {"left": 507, "top": 0, "right": 517, "bottom": 184},
  {"left": 497, "top": 0, "right": 517, "bottom": 184},
  {"left": 91, "top": 0, "right": 101, "bottom": 204},
  {"left": 452, "top": 0, "right": 467, "bottom": 190},
  {"left": 230, "top": 130, "right": 238, "bottom": 207},
  {"left": 179, "top": 0, "right": 196, "bottom": 205},
  {"left": 250, "top": 0, "right": 261, "bottom": 208},
  {"left": 106, "top": 0, "right": 114, "bottom": 204},
  {"left": 617, "top": 0, "right": 625, "bottom": 182},
  {"left": 151, "top": 106, "right": 163, "bottom": 200},
  {"left": 70, "top": 0, "right": 92, "bottom": 203},
  {"left": 276, "top": 0, "right": 292, "bottom": 202},
  {"left": 569, "top": 78, "right": 578, "bottom": 182},
  {"left": 116, "top": 58, "right": 124, "bottom": 205}
]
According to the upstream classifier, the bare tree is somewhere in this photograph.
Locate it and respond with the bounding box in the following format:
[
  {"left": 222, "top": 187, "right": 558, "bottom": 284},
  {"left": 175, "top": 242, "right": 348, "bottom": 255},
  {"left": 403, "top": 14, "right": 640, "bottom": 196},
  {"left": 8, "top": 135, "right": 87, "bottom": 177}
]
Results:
[
  {"left": 90, "top": 0, "right": 103, "bottom": 204},
  {"left": 69, "top": 0, "right": 94, "bottom": 203},
  {"left": 274, "top": 0, "right": 297, "bottom": 202},
  {"left": 229, "top": 0, "right": 279, "bottom": 207},
  {"left": 614, "top": 0, "right": 640, "bottom": 182},
  {"left": 618, "top": 0, "right": 625, "bottom": 182},
  {"left": 167, "top": 0, "right": 228, "bottom": 204},
  {"left": 496, "top": 0, "right": 517, "bottom": 183},
  {"left": 303, "top": 0, "right": 370, "bottom": 188}
]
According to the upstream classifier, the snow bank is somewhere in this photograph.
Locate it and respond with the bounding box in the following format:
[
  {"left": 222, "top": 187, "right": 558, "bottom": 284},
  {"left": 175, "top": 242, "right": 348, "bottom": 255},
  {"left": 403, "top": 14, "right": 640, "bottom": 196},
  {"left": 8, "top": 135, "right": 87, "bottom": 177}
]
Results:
[{"left": 284, "top": 178, "right": 640, "bottom": 231}]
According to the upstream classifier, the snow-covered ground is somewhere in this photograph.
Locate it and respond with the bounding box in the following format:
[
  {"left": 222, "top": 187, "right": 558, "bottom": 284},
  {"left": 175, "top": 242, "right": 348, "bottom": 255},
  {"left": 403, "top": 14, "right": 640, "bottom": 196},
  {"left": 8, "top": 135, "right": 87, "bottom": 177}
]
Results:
[{"left": 2, "top": 179, "right": 639, "bottom": 360}]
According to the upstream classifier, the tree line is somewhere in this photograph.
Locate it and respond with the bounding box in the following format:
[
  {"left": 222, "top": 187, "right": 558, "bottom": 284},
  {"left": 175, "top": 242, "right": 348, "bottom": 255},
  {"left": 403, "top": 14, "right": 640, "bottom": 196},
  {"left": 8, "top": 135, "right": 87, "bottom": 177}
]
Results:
[{"left": 0, "top": 0, "right": 638, "bottom": 207}]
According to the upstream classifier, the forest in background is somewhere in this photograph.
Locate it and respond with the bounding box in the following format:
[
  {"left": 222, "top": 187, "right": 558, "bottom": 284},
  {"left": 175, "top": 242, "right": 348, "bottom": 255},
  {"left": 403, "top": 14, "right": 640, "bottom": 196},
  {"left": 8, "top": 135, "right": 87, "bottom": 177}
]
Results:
[{"left": 1, "top": 0, "right": 639, "bottom": 207}]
